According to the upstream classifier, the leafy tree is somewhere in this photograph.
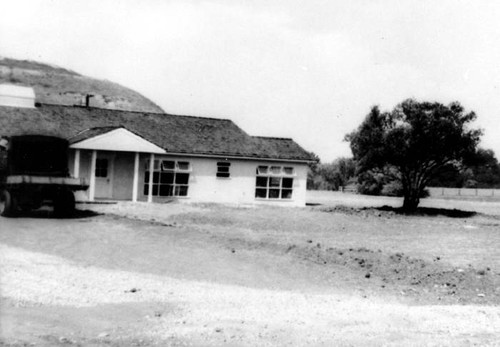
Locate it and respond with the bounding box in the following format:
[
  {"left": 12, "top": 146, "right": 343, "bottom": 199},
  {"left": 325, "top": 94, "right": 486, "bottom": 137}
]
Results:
[
  {"left": 429, "top": 148, "right": 500, "bottom": 188},
  {"left": 334, "top": 157, "right": 356, "bottom": 186},
  {"left": 316, "top": 164, "right": 339, "bottom": 190},
  {"left": 426, "top": 162, "right": 465, "bottom": 188},
  {"left": 357, "top": 169, "right": 397, "bottom": 196},
  {"left": 306, "top": 152, "right": 321, "bottom": 190},
  {"left": 346, "top": 99, "right": 482, "bottom": 212},
  {"left": 464, "top": 148, "right": 500, "bottom": 188},
  {"left": 356, "top": 170, "right": 386, "bottom": 195},
  {"left": 307, "top": 157, "right": 356, "bottom": 190}
]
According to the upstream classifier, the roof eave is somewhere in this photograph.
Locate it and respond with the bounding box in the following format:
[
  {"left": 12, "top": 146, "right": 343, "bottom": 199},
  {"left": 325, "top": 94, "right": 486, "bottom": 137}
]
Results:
[{"left": 160, "top": 151, "right": 313, "bottom": 164}]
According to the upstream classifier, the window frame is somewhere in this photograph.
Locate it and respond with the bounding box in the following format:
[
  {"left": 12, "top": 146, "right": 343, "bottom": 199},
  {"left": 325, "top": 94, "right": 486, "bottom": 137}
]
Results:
[
  {"left": 144, "top": 159, "right": 191, "bottom": 198},
  {"left": 255, "top": 165, "right": 295, "bottom": 200},
  {"left": 95, "top": 158, "right": 108, "bottom": 178},
  {"left": 216, "top": 161, "right": 231, "bottom": 178}
]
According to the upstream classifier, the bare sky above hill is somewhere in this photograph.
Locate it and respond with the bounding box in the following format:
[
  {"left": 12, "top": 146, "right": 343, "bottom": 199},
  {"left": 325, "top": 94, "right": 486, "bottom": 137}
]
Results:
[{"left": 1, "top": 0, "right": 500, "bottom": 162}]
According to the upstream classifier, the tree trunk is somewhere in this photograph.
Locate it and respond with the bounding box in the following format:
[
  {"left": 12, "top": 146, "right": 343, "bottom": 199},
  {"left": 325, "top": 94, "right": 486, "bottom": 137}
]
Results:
[{"left": 402, "top": 190, "right": 420, "bottom": 213}]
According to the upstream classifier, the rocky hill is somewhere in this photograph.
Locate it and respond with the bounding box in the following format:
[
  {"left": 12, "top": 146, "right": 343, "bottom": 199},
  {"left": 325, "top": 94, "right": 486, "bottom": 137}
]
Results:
[{"left": 0, "top": 57, "right": 164, "bottom": 113}]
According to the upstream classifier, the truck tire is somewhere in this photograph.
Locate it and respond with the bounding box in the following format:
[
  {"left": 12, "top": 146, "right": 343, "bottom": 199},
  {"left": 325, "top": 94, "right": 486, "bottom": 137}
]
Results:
[
  {"left": 18, "top": 193, "right": 42, "bottom": 212},
  {"left": 0, "top": 190, "right": 18, "bottom": 217},
  {"left": 53, "top": 190, "right": 75, "bottom": 217}
]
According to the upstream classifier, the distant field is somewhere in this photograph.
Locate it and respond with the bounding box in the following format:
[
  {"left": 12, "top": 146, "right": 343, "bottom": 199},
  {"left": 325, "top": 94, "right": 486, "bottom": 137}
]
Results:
[{"left": 307, "top": 190, "right": 500, "bottom": 216}]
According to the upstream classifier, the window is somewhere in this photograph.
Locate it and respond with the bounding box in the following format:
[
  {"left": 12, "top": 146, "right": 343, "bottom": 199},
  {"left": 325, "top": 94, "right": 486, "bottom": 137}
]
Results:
[
  {"left": 255, "top": 165, "right": 295, "bottom": 200},
  {"left": 216, "top": 162, "right": 231, "bottom": 178},
  {"left": 144, "top": 159, "right": 190, "bottom": 197},
  {"left": 95, "top": 158, "right": 108, "bottom": 178}
]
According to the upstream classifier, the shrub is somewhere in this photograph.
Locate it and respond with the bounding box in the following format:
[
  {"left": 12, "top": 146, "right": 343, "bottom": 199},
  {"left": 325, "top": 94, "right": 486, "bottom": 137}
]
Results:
[{"left": 381, "top": 181, "right": 403, "bottom": 196}]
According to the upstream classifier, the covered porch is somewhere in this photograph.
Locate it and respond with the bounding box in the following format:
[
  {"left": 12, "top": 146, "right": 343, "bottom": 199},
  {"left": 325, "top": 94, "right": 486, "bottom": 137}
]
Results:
[{"left": 69, "top": 127, "right": 166, "bottom": 203}]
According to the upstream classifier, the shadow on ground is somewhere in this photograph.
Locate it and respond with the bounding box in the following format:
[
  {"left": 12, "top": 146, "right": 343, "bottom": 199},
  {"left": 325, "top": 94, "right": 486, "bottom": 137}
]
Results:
[
  {"left": 377, "top": 205, "right": 477, "bottom": 218},
  {"left": 319, "top": 204, "right": 477, "bottom": 218},
  {"left": 7, "top": 209, "right": 101, "bottom": 219}
]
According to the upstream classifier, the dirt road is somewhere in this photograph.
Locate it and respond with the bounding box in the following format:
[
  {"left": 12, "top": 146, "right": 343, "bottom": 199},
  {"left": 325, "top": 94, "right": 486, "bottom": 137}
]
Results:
[{"left": 1, "top": 203, "right": 500, "bottom": 346}]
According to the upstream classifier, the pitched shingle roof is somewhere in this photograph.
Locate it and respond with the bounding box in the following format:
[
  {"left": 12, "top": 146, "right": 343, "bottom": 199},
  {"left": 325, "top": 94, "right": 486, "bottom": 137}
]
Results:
[{"left": 0, "top": 104, "right": 315, "bottom": 162}]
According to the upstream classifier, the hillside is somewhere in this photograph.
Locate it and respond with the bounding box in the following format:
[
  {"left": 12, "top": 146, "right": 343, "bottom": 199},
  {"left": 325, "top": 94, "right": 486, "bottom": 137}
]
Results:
[{"left": 0, "top": 57, "right": 164, "bottom": 113}]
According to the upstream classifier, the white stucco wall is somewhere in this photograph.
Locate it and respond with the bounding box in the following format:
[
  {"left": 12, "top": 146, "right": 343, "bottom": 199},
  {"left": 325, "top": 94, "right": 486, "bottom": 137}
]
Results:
[
  {"left": 139, "top": 156, "right": 309, "bottom": 207},
  {"left": 70, "top": 150, "right": 309, "bottom": 206}
]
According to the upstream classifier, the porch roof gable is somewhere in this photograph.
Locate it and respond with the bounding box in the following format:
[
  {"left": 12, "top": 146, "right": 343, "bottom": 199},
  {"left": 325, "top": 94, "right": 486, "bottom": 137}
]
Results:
[{"left": 69, "top": 126, "right": 166, "bottom": 154}]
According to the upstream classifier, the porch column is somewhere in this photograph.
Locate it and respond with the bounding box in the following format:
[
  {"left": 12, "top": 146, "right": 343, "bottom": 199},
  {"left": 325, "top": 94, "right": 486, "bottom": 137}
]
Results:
[
  {"left": 132, "top": 152, "right": 140, "bottom": 202},
  {"left": 73, "top": 149, "right": 80, "bottom": 178},
  {"left": 147, "top": 153, "right": 155, "bottom": 203},
  {"left": 89, "top": 150, "right": 97, "bottom": 201}
]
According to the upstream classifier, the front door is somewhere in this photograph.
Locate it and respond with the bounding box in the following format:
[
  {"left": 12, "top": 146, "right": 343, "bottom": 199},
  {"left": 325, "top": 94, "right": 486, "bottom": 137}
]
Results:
[{"left": 94, "top": 153, "right": 114, "bottom": 199}]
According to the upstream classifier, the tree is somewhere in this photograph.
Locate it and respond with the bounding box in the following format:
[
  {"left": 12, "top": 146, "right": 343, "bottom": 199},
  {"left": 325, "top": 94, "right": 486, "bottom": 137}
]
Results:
[
  {"left": 307, "top": 157, "right": 356, "bottom": 191},
  {"left": 333, "top": 157, "right": 356, "bottom": 187},
  {"left": 426, "top": 162, "right": 466, "bottom": 188},
  {"left": 357, "top": 169, "right": 395, "bottom": 196},
  {"left": 346, "top": 99, "right": 482, "bottom": 212},
  {"left": 306, "top": 152, "right": 321, "bottom": 190},
  {"left": 464, "top": 148, "right": 500, "bottom": 188},
  {"left": 429, "top": 148, "right": 500, "bottom": 188}
]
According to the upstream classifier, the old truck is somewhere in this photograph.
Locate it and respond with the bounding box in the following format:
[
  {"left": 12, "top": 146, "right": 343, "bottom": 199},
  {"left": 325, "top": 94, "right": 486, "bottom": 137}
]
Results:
[{"left": 0, "top": 135, "right": 89, "bottom": 217}]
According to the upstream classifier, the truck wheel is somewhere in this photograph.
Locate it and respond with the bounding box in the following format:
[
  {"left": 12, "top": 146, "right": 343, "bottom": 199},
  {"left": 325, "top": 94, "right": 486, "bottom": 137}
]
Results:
[
  {"left": 54, "top": 190, "right": 75, "bottom": 217},
  {"left": 0, "top": 190, "right": 18, "bottom": 217}
]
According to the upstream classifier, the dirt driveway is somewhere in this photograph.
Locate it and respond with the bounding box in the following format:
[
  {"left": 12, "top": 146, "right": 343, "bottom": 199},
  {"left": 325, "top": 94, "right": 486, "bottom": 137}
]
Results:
[{"left": 1, "top": 202, "right": 500, "bottom": 346}]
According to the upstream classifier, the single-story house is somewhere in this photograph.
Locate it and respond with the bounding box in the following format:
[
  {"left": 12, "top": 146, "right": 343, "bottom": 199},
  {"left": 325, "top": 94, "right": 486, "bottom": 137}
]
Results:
[{"left": 0, "top": 85, "right": 316, "bottom": 206}]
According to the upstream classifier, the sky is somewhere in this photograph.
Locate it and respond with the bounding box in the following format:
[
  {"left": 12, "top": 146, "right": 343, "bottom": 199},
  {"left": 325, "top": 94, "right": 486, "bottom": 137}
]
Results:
[{"left": 1, "top": 0, "right": 500, "bottom": 162}]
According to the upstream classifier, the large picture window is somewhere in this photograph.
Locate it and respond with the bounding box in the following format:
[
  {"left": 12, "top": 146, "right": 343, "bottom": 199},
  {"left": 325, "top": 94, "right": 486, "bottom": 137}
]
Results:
[
  {"left": 144, "top": 159, "right": 190, "bottom": 197},
  {"left": 255, "top": 165, "right": 295, "bottom": 200}
]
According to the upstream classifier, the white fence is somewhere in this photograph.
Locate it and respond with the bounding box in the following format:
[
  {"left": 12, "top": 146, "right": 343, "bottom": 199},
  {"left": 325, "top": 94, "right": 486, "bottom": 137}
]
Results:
[{"left": 427, "top": 187, "right": 500, "bottom": 197}]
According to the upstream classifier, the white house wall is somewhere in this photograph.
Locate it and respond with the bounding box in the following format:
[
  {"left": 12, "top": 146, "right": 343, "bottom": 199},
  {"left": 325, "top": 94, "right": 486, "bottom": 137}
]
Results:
[
  {"left": 70, "top": 150, "right": 309, "bottom": 206},
  {"left": 138, "top": 156, "right": 309, "bottom": 207}
]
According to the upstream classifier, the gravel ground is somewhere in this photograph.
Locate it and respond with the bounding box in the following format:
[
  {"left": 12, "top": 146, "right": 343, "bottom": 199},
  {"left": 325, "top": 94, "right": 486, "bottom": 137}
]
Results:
[
  {"left": 2, "top": 197, "right": 500, "bottom": 346},
  {"left": 2, "top": 243, "right": 500, "bottom": 346}
]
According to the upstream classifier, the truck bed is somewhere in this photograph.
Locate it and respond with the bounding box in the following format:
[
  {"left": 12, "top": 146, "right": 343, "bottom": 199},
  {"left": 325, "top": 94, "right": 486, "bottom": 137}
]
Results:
[{"left": 5, "top": 175, "right": 89, "bottom": 191}]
